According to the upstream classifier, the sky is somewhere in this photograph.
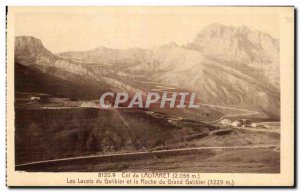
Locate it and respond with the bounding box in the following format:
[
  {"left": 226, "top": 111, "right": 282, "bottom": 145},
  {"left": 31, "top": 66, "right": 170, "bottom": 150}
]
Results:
[{"left": 12, "top": 7, "right": 280, "bottom": 53}]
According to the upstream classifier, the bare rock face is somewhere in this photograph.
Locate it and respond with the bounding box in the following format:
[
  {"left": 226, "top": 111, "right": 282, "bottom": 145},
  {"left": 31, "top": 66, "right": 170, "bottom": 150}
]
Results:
[
  {"left": 146, "top": 44, "right": 280, "bottom": 118},
  {"left": 15, "top": 36, "right": 56, "bottom": 64},
  {"left": 187, "top": 23, "right": 279, "bottom": 61},
  {"left": 186, "top": 23, "right": 280, "bottom": 88}
]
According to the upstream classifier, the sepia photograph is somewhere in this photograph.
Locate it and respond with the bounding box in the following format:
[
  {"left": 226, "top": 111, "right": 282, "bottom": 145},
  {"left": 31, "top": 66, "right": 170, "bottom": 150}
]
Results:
[{"left": 6, "top": 6, "right": 294, "bottom": 187}]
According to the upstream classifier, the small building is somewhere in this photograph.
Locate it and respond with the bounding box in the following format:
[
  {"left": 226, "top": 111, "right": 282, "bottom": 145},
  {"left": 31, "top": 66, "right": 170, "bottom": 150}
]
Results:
[
  {"left": 251, "top": 123, "right": 265, "bottom": 128},
  {"left": 218, "top": 119, "right": 232, "bottom": 125},
  {"left": 231, "top": 119, "right": 253, "bottom": 128},
  {"left": 231, "top": 120, "right": 241, "bottom": 127},
  {"left": 29, "top": 94, "right": 50, "bottom": 102},
  {"left": 30, "top": 96, "right": 40, "bottom": 102},
  {"left": 239, "top": 119, "right": 252, "bottom": 126},
  {"left": 250, "top": 123, "right": 258, "bottom": 128}
]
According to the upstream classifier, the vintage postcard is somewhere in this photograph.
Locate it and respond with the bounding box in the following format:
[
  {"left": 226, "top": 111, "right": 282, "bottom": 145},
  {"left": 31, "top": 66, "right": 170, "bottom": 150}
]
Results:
[{"left": 6, "top": 6, "right": 294, "bottom": 186}]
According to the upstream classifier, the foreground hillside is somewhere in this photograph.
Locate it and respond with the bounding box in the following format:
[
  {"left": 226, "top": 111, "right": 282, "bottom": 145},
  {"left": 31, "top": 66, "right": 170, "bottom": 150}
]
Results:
[{"left": 15, "top": 107, "right": 180, "bottom": 164}]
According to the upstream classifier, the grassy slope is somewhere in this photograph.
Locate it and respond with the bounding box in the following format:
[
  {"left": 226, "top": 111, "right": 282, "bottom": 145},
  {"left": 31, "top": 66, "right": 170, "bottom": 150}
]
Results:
[{"left": 15, "top": 108, "right": 181, "bottom": 164}]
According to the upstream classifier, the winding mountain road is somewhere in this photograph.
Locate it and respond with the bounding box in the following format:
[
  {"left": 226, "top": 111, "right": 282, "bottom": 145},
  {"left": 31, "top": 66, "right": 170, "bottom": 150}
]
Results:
[{"left": 16, "top": 144, "right": 279, "bottom": 168}]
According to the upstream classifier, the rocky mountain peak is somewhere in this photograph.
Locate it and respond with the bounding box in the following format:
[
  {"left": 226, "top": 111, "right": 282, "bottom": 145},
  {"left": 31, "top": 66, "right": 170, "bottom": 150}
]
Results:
[
  {"left": 187, "top": 23, "right": 279, "bottom": 63},
  {"left": 15, "top": 36, "right": 54, "bottom": 63},
  {"left": 15, "top": 36, "right": 43, "bottom": 47},
  {"left": 92, "top": 45, "right": 109, "bottom": 51},
  {"left": 163, "top": 41, "right": 179, "bottom": 48},
  {"left": 15, "top": 36, "right": 44, "bottom": 53}
]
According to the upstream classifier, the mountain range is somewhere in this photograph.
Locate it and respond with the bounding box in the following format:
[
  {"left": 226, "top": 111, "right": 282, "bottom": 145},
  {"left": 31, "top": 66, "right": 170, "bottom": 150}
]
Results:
[{"left": 14, "top": 23, "right": 280, "bottom": 119}]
